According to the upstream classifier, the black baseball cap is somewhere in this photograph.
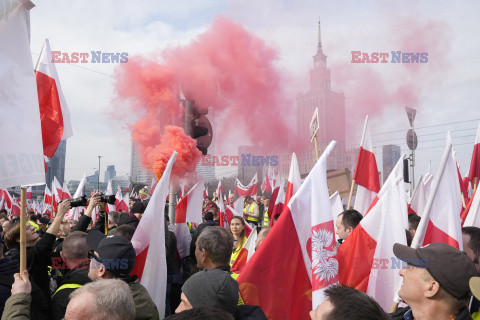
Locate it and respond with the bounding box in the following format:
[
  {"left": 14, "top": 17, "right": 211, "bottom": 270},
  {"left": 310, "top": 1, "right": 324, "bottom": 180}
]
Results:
[
  {"left": 86, "top": 230, "right": 136, "bottom": 277},
  {"left": 393, "top": 242, "right": 477, "bottom": 299},
  {"left": 131, "top": 201, "right": 145, "bottom": 214}
]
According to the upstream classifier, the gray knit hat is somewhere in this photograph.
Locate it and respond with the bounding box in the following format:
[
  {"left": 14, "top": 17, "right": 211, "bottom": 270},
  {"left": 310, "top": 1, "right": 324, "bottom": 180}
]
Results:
[{"left": 182, "top": 269, "right": 239, "bottom": 315}]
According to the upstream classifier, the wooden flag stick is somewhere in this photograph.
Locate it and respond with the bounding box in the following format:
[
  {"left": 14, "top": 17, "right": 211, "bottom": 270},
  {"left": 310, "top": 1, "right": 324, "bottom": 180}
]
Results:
[
  {"left": 347, "top": 179, "right": 355, "bottom": 209},
  {"left": 313, "top": 134, "right": 319, "bottom": 161},
  {"left": 389, "top": 301, "right": 399, "bottom": 313},
  {"left": 20, "top": 187, "right": 27, "bottom": 276},
  {"left": 105, "top": 212, "right": 108, "bottom": 235},
  {"left": 462, "top": 193, "right": 467, "bottom": 209}
]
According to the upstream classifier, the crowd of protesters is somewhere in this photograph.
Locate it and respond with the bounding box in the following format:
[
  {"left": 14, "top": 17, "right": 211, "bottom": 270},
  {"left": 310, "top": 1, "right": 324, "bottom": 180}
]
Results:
[{"left": 0, "top": 190, "right": 480, "bottom": 320}]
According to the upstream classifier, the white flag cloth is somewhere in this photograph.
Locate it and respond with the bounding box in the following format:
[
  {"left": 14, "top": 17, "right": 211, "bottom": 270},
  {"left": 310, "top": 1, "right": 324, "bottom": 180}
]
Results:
[
  {"left": 411, "top": 132, "right": 463, "bottom": 250},
  {"left": 0, "top": 1, "right": 45, "bottom": 188},
  {"left": 284, "top": 153, "right": 302, "bottom": 207},
  {"left": 174, "top": 181, "right": 204, "bottom": 258},
  {"left": 68, "top": 173, "right": 86, "bottom": 220},
  {"left": 464, "top": 187, "right": 480, "bottom": 228},
  {"left": 338, "top": 156, "right": 409, "bottom": 311},
  {"left": 353, "top": 116, "right": 380, "bottom": 215},
  {"left": 105, "top": 179, "right": 115, "bottom": 212},
  {"left": 246, "top": 228, "right": 258, "bottom": 262},
  {"left": 131, "top": 152, "right": 177, "bottom": 317},
  {"left": 330, "top": 191, "right": 343, "bottom": 241},
  {"left": 233, "top": 196, "right": 245, "bottom": 215}
]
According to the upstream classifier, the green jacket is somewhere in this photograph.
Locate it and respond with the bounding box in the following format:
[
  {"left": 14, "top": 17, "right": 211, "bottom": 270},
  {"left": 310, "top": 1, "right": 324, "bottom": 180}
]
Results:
[
  {"left": 1, "top": 293, "right": 31, "bottom": 320},
  {"left": 128, "top": 278, "right": 160, "bottom": 320}
]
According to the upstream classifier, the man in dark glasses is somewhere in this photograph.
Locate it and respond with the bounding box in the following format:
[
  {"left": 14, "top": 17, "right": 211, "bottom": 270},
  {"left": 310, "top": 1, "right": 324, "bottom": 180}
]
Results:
[{"left": 86, "top": 230, "right": 159, "bottom": 320}]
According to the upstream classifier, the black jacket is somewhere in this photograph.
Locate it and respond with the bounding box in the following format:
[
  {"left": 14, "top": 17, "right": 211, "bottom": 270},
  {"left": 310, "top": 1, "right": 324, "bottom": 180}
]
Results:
[
  {"left": 389, "top": 306, "right": 473, "bottom": 320},
  {"left": 0, "top": 257, "right": 19, "bottom": 315},
  {"left": 5, "top": 233, "right": 56, "bottom": 320},
  {"left": 72, "top": 212, "right": 108, "bottom": 234},
  {"left": 50, "top": 268, "right": 91, "bottom": 320},
  {"left": 236, "top": 305, "right": 268, "bottom": 320},
  {"left": 118, "top": 212, "right": 139, "bottom": 229}
]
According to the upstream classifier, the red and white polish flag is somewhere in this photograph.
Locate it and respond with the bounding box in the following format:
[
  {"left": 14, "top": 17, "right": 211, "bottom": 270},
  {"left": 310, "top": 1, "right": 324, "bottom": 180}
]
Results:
[
  {"left": 62, "top": 181, "right": 71, "bottom": 200},
  {"left": 105, "top": 180, "right": 115, "bottom": 212},
  {"left": 238, "top": 141, "right": 337, "bottom": 319},
  {"left": 174, "top": 181, "right": 204, "bottom": 258},
  {"left": 233, "top": 196, "right": 245, "bottom": 216},
  {"left": 261, "top": 169, "right": 273, "bottom": 194},
  {"left": 353, "top": 116, "right": 380, "bottom": 215},
  {"left": 231, "top": 228, "right": 258, "bottom": 274},
  {"left": 338, "top": 155, "right": 408, "bottom": 311},
  {"left": 215, "top": 181, "right": 228, "bottom": 228},
  {"left": 468, "top": 121, "right": 480, "bottom": 189},
  {"left": 10, "top": 200, "right": 20, "bottom": 217},
  {"left": 67, "top": 173, "right": 86, "bottom": 220},
  {"left": 263, "top": 168, "right": 273, "bottom": 194},
  {"left": 284, "top": 153, "right": 302, "bottom": 207},
  {"left": 408, "top": 174, "right": 433, "bottom": 217},
  {"left": 0, "top": 189, "right": 13, "bottom": 210},
  {"left": 26, "top": 186, "right": 32, "bottom": 200},
  {"left": 43, "top": 185, "right": 52, "bottom": 212},
  {"left": 115, "top": 186, "right": 129, "bottom": 212},
  {"left": 267, "top": 181, "right": 285, "bottom": 227},
  {"left": 329, "top": 191, "right": 343, "bottom": 241},
  {"left": 411, "top": 133, "right": 463, "bottom": 250},
  {"left": 53, "top": 176, "right": 63, "bottom": 201},
  {"left": 463, "top": 188, "right": 480, "bottom": 228},
  {"left": 236, "top": 174, "right": 259, "bottom": 197},
  {"left": 131, "top": 152, "right": 176, "bottom": 315},
  {"left": 35, "top": 39, "right": 72, "bottom": 158}
]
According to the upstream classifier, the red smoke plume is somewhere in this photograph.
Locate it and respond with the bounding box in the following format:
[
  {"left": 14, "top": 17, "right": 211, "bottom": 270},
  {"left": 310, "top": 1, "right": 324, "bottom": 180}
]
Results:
[
  {"left": 114, "top": 15, "right": 296, "bottom": 180},
  {"left": 153, "top": 126, "right": 201, "bottom": 180},
  {"left": 330, "top": 16, "right": 451, "bottom": 135}
]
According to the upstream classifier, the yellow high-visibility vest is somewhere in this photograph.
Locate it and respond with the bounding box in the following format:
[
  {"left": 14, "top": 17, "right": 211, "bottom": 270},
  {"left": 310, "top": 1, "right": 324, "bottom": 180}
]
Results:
[
  {"left": 27, "top": 221, "right": 39, "bottom": 231},
  {"left": 262, "top": 208, "right": 270, "bottom": 227},
  {"left": 230, "top": 237, "right": 247, "bottom": 266},
  {"left": 243, "top": 203, "right": 259, "bottom": 223},
  {"left": 52, "top": 283, "right": 83, "bottom": 298}
]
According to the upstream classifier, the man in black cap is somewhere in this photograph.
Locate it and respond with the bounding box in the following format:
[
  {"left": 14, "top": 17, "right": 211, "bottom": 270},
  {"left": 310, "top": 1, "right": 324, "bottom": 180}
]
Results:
[
  {"left": 391, "top": 242, "right": 477, "bottom": 320},
  {"left": 86, "top": 230, "right": 159, "bottom": 320}
]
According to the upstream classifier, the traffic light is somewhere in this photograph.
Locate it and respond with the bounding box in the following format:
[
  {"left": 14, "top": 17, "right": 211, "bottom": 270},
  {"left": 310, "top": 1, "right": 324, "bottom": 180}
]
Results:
[
  {"left": 184, "top": 99, "right": 212, "bottom": 155},
  {"left": 403, "top": 158, "right": 410, "bottom": 183}
]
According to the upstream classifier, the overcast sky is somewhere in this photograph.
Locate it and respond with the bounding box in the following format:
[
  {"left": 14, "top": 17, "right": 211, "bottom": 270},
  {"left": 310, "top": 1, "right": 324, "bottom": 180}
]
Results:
[{"left": 30, "top": 0, "right": 480, "bottom": 184}]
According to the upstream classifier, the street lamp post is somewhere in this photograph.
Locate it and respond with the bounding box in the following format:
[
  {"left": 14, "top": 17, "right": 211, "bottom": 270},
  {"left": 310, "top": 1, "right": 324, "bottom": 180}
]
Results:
[{"left": 98, "top": 156, "right": 103, "bottom": 191}]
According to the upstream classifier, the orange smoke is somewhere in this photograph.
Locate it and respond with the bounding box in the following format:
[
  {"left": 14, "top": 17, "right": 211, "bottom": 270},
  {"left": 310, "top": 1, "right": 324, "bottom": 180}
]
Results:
[{"left": 153, "top": 126, "right": 202, "bottom": 180}]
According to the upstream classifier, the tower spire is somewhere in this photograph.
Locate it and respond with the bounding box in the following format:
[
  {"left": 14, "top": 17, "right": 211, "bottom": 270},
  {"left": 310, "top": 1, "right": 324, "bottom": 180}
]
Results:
[
  {"left": 313, "top": 18, "right": 327, "bottom": 69},
  {"left": 318, "top": 17, "right": 322, "bottom": 49}
]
